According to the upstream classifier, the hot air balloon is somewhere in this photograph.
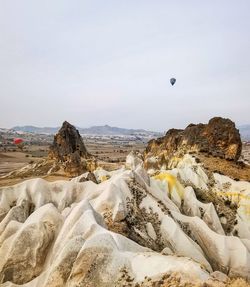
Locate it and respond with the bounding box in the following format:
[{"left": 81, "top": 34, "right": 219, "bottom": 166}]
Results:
[
  {"left": 170, "top": 78, "right": 176, "bottom": 86},
  {"left": 13, "top": 138, "right": 24, "bottom": 150},
  {"left": 14, "top": 138, "right": 23, "bottom": 145}
]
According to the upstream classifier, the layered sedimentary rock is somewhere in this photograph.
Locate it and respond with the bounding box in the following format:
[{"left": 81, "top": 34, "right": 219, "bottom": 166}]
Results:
[
  {"left": 0, "top": 152, "right": 249, "bottom": 286},
  {"left": 145, "top": 117, "right": 242, "bottom": 171}
]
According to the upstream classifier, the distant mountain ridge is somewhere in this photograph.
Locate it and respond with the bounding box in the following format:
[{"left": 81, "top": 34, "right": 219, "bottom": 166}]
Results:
[
  {"left": 12, "top": 126, "right": 58, "bottom": 134},
  {"left": 12, "top": 125, "right": 162, "bottom": 136}
]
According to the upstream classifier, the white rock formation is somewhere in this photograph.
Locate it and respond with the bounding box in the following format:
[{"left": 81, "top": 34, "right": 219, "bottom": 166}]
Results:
[{"left": 0, "top": 153, "right": 249, "bottom": 286}]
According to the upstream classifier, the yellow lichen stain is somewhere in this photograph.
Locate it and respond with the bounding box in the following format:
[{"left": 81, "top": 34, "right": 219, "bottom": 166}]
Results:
[
  {"left": 215, "top": 191, "right": 250, "bottom": 201},
  {"left": 100, "top": 175, "right": 109, "bottom": 182},
  {"left": 154, "top": 173, "right": 176, "bottom": 191},
  {"left": 168, "top": 156, "right": 181, "bottom": 168},
  {"left": 215, "top": 191, "right": 250, "bottom": 217},
  {"left": 153, "top": 173, "right": 184, "bottom": 199}
]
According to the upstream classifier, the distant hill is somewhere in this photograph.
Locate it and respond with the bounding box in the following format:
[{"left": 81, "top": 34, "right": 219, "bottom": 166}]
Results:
[
  {"left": 239, "top": 125, "right": 250, "bottom": 141},
  {"left": 11, "top": 124, "right": 250, "bottom": 140},
  {"left": 12, "top": 125, "right": 161, "bottom": 137},
  {"left": 12, "top": 126, "right": 58, "bottom": 134},
  {"left": 79, "top": 125, "right": 161, "bottom": 136}
]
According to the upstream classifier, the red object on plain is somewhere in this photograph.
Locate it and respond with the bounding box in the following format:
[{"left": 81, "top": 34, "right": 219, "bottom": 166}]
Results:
[{"left": 13, "top": 138, "right": 23, "bottom": 145}]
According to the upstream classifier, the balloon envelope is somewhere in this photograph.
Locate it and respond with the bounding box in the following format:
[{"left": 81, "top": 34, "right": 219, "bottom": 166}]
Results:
[
  {"left": 170, "top": 78, "right": 176, "bottom": 86},
  {"left": 13, "top": 138, "right": 23, "bottom": 145}
]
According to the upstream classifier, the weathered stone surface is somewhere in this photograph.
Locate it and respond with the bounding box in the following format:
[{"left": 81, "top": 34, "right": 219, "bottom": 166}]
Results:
[
  {"left": 145, "top": 117, "right": 242, "bottom": 170},
  {"left": 0, "top": 153, "right": 250, "bottom": 285},
  {"left": 0, "top": 204, "right": 62, "bottom": 284},
  {"left": 49, "top": 121, "right": 95, "bottom": 176},
  {"left": 49, "top": 121, "right": 88, "bottom": 161},
  {"left": 78, "top": 172, "right": 98, "bottom": 183}
]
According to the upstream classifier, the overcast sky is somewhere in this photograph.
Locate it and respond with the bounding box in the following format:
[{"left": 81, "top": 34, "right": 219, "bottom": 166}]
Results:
[{"left": 0, "top": 1, "right": 249, "bottom": 131}]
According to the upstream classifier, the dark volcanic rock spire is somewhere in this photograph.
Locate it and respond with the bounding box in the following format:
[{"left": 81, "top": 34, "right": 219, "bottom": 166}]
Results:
[
  {"left": 49, "top": 121, "right": 92, "bottom": 176},
  {"left": 49, "top": 121, "right": 88, "bottom": 161}
]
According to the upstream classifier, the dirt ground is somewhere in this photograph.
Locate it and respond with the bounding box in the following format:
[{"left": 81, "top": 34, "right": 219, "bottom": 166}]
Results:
[
  {"left": 196, "top": 143, "right": 250, "bottom": 182},
  {"left": 0, "top": 141, "right": 249, "bottom": 187},
  {"left": 0, "top": 138, "right": 145, "bottom": 187},
  {"left": 0, "top": 151, "right": 42, "bottom": 176},
  {"left": 84, "top": 137, "right": 145, "bottom": 163}
]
